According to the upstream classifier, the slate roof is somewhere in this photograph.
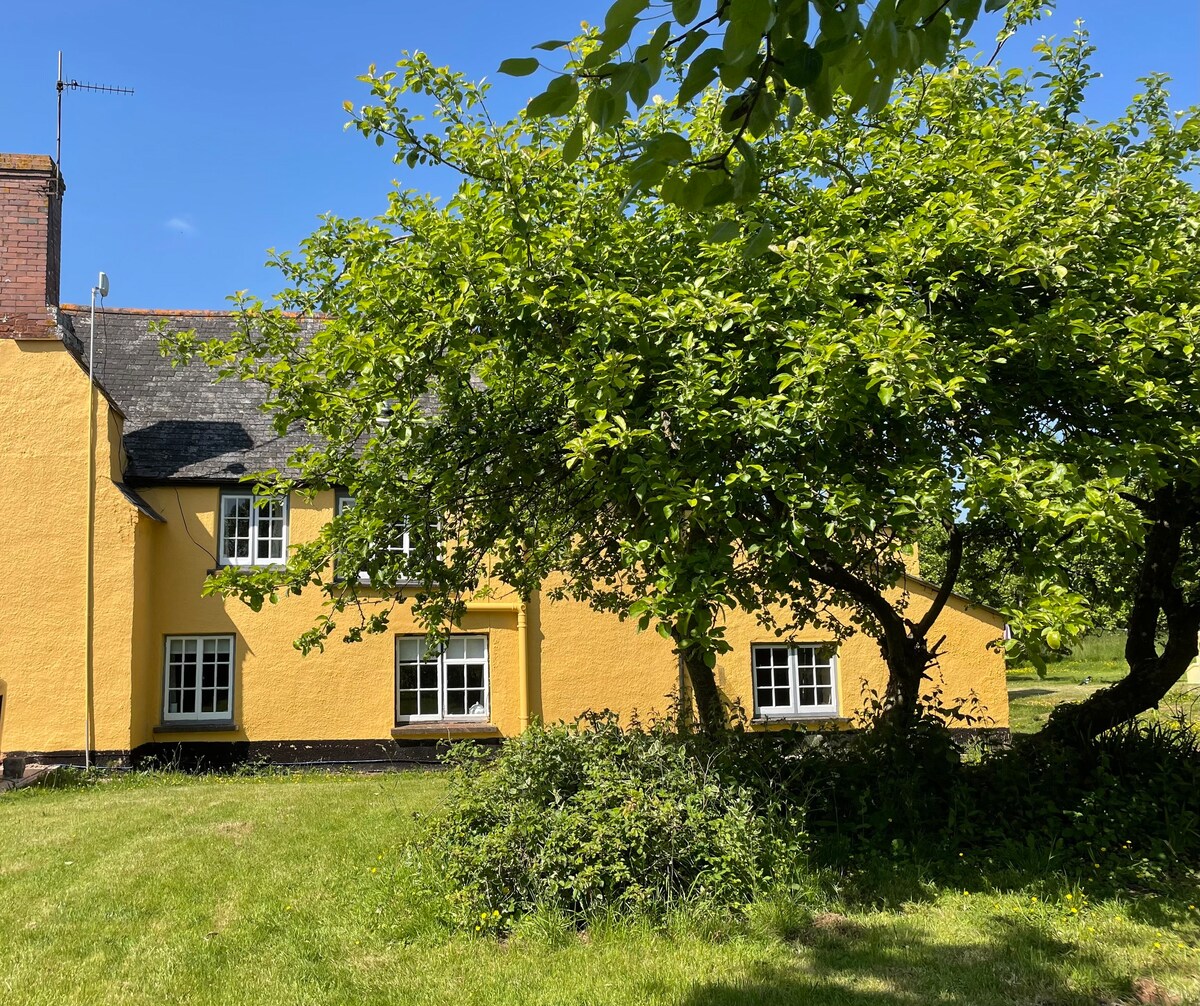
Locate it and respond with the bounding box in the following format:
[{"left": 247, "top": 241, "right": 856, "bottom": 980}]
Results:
[{"left": 60, "top": 307, "right": 319, "bottom": 484}]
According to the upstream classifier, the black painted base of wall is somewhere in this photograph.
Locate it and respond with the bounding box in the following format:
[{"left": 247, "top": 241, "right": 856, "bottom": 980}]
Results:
[
  {"left": 6, "top": 737, "right": 503, "bottom": 772},
  {"left": 6, "top": 727, "right": 1011, "bottom": 774}
]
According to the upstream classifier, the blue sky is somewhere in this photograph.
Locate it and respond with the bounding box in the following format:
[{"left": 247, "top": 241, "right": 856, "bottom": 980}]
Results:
[{"left": 5, "top": 1, "right": 1197, "bottom": 309}]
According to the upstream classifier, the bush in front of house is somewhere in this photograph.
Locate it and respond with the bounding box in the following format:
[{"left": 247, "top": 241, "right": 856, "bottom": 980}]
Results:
[
  {"left": 956, "top": 721, "right": 1200, "bottom": 886},
  {"left": 434, "top": 712, "right": 807, "bottom": 924},
  {"left": 432, "top": 711, "right": 1200, "bottom": 930}
]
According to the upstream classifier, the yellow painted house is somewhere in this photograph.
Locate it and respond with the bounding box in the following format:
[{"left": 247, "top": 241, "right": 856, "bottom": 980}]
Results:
[{"left": 0, "top": 153, "right": 1009, "bottom": 769}]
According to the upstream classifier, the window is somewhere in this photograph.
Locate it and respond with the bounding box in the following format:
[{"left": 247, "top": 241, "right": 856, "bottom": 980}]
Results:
[
  {"left": 751, "top": 643, "right": 838, "bottom": 717},
  {"left": 336, "top": 493, "right": 421, "bottom": 584},
  {"left": 219, "top": 493, "right": 287, "bottom": 566},
  {"left": 163, "top": 635, "right": 234, "bottom": 722},
  {"left": 396, "top": 635, "right": 488, "bottom": 722}
]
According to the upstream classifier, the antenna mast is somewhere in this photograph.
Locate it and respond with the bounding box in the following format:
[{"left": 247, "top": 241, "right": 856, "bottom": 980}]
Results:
[{"left": 55, "top": 51, "right": 134, "bottom": 188}]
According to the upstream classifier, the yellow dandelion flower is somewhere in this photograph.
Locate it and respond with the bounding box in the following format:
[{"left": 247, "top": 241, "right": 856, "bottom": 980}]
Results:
[{"left": 493, "top": 910, "right": 501, "bottom": 918}]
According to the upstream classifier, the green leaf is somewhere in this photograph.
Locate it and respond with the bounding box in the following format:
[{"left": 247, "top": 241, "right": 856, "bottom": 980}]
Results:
[
  {"left": 672, "top": 0, "right": 702, "bottom": 25},
  {"left": 746, "top": 87, "right": 780, "bottom": 138},
  {"left": 628, "top": 62, "right": 654, "bottom": 108},
  {"left": 677, "top": 48, "right": 724, "bottom": 105},
  {"left": 805, "top": 72, "right": 833, "bottom": 119},
  {"left": 778, "top": 44, "right": 823, "bottom": 89},
  {"left": 646, "top": 130, "right": 692, "bottom": 162},
  {"left": 744, "top": 221, "right": 775, "bottom": 257},
  {"left": 527, "top": 75, "right": 581, "bottom": 117},
  {"left": 710, "top": 219, "right": 741, "bottom": 243},
  {"left": 674, "top": 29, "right": 710, "bottom": 66},
  {"left": 562, "top": 122, "right": 585, "bottom": 164},
  {"left": 499, "top": 57, "right": 539, "bottom": 77},
  {"left": 586, "top": 87, "right": 623, "bottom": 130},
  {"left": 723, "top": 0, "right": 772, "bottom": 66},
  {"left": 920, "top": 13, "right": 953, "bottom": 66},
  {"left": 532, "top": 39, "right": 572, "bottom": 51},
  {"left": 866, "top": 76, "right": 892, "bottom": 114},
  {"left": 605, "top": 0, "right": 649, "bottom": 30}
]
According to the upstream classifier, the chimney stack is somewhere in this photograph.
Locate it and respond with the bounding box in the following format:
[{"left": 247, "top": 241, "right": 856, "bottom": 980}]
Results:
[{"left": 0, "top": 154, "right": 65, "bottom": 340}]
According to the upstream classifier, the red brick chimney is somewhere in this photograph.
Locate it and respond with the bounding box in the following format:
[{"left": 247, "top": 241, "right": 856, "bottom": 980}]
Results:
[{"left": 0, "top": 154, "right": 65, "bottom": 340}]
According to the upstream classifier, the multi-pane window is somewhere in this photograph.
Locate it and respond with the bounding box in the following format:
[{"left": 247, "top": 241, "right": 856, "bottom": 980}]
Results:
[
  {"left": 164, "top": 635, "right": 234, "bottom": 722},
  {"left": 336, "top": 494, "right": 419, "bottom": 583},
  {"left": 219, "top": 493, "right": 287, "bottom": 566},
  {"left": 396, "top": 634, "right": 488, "bottom": 721},
  {"left": 751, "top": 643, "right": 838, "bottom": 717}
]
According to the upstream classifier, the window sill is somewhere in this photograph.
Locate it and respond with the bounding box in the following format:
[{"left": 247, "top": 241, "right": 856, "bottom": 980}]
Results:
[
  {"left": 209, "top": 565, "right": 285, "bottom": 574},
  {"left": 355, "top": 575, "right": 424, "bottom": 589},
  {"left": 750, "top": 714, "right": 851, "bottom": 726},
  {"left": 154, "top": 720, "right": 239, "bottom": 734},
  {"left": 391, "top": 722, "right": 501, "bottom": 740}
]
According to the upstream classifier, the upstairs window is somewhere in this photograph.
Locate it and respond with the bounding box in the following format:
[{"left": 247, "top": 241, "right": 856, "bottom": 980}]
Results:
[
  {"left": 396, "top": 634, "right": 489, "bottom": 722},
  {"left": 219, "top": 492, "right": 287, "bottom": 566},
  {"left": 752, "top": 643, "right": 838, "bottom": 717},
  {"left": 336, "top": 493, "right": 422, "bottom": 584}
]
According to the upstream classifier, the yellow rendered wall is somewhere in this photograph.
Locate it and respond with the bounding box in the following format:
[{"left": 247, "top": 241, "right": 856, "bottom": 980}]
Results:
[
  {"left": 0, "top": 335, "right": 1007, "bottom": 760},
  {"left": 0, "top": 340, "right": 139, "bottom": 757},
  {"left": 535, "top": 578, "right": 1008, "bottom": 731},
  {"left": 133, "top": 487, "right": 523, "bottom": 746}
]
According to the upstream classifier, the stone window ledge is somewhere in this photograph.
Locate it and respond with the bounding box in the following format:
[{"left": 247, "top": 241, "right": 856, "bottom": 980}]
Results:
[
  {"left": 153, "top": 721, "right": 239, "bottom": 734},
  {"left": 391, "top": 722, "right": 501, "bottom": 740},
  {"left": 749, "top": 715, "right": 853, "bottom": 727}
]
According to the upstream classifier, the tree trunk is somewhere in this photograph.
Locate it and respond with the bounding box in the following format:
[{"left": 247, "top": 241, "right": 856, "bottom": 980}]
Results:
[
  {"left": 811, "top": 531, "right": 964, "bottom": 732},
  {"left": 1037, "top": 488, "right": 1200, "bottom": 744},
  {"left": 677, "top": 641, "right": 725, "bottom": 734},
  {"left": 879, "top": 637, "right": 933, "bottom": 732}
]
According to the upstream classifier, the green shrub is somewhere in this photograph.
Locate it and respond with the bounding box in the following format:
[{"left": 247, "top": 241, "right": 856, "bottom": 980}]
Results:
[
  {"left": 432, "top": 710, "right": 1200, "bottom": 929},
  {"left": 959, "top": 721, "right": 1200, "bottom": 886},
  {"left": 434, "top": 712, "right": 807, "bottom": 925}
]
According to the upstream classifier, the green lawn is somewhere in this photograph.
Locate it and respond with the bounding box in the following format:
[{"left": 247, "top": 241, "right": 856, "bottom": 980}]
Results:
[
  {"left": 2, "top": 772, "right": 1198, "bottom": 1005},
  {"left": 1008, "top": 632, "right": 1200, "bottom": 735}
]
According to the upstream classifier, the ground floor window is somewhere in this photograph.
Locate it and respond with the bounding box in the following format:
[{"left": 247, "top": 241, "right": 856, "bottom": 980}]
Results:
[
  {"left": 164, "top": 635, "right": 235, "bottom": 721},
  {"left": 396, "top": 634, "right": 489, "bottom": 722},
  {"left": 751, "top": 643, "right": 838, "bottom": 717}
]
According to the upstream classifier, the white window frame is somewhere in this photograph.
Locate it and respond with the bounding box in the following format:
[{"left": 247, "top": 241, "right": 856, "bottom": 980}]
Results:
[
  {"left": 218, "top": 492, "right": 288, "bottom": 566},
  {"left": 337, "top": 493, "right": 420, "bottom": 585},
  {"left": 162, "top": 634, "right": 236, "bottom": 723},
  {"left": 395, "top": 634, "right": 489, "bottom": 723},
  {"left": 751, "top": 643, "right": 839, "bottom": 718}
]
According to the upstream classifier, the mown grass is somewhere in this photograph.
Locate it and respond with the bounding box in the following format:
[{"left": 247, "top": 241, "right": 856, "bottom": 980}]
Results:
[
  {"left": 1008, "top": 632, "right": 1200, "bottom": 735},
  {"left": 2, "top": 771, "right": 1198, "bottom": 1005}
]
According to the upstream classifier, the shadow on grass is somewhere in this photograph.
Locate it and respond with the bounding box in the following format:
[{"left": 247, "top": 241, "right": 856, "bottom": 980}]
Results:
[{"left": 681, "top": 914, "right": 1140, "bottom": 1006}]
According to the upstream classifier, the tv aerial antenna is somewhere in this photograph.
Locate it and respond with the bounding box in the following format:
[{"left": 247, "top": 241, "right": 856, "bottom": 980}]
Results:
[{"left": 55, "top": 51, "right": 134, "bottom": 188}]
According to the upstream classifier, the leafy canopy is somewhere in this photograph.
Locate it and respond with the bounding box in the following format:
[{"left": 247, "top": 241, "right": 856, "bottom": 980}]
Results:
[
  {"left": 503, "top": 0, "right": 1029, "bottom": 205},
  {"left": 166, "top": 28, "right": 1200, "bottom": 723}
]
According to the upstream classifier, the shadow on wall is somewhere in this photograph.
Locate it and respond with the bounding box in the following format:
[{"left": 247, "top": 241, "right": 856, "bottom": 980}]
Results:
[
  {"left": 0, "top": 676, "right": 6, "bottom": 755},
  {"left": 678, "top": 914, "right": 1155, "bottom": 1006},
  {"left": 124, "top": 420, "right": 253, "bottom": 478}
]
